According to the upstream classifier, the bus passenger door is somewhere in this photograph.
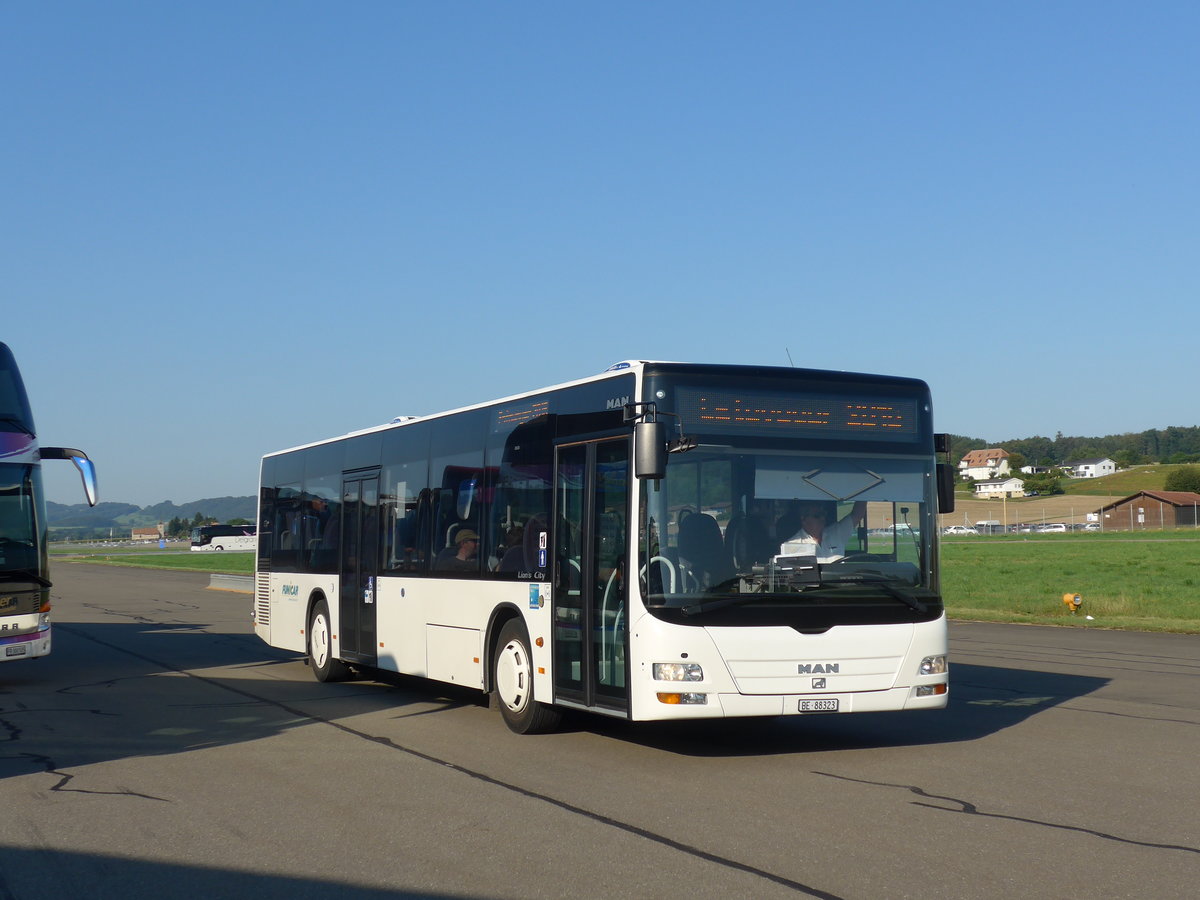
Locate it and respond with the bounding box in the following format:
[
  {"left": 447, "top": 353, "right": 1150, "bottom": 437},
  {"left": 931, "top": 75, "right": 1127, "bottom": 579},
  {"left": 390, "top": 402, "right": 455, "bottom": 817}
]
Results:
[
  {"left": 553, "top": 439, "right": 629, "bottom": 715},
  {"left": 338, "top": 472, "right": 379, "bottom": 667}
]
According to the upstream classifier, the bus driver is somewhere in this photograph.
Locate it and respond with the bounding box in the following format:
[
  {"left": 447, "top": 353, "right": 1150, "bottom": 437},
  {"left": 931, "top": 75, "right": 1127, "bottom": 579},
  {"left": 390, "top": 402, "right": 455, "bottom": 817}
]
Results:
[{"left": 780, "top": 500, "right": 866, "bottom": 563}]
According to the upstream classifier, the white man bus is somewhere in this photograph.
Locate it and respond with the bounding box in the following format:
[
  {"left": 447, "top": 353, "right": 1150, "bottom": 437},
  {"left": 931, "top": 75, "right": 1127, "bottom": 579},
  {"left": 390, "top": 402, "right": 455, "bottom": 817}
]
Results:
[{"left": 253, "top": 360, "right": 954, "bottom": 733}]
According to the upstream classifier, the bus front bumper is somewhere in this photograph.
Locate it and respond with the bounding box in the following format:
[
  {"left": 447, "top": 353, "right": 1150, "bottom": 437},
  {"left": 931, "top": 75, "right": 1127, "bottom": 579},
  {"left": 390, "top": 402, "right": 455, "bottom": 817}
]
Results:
[
  {"left": 638, "top": 684, "right": 948, "bottom": 720},
  {"left": 0, "top": 621, "right": 51, "bottom": 661}
]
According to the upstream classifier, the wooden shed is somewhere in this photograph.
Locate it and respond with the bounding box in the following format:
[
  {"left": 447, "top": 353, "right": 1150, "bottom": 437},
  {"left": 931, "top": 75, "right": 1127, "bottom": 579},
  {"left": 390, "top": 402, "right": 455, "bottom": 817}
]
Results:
[{"left": 1095, "top": 491, "right": 1200, "bottom": 531}]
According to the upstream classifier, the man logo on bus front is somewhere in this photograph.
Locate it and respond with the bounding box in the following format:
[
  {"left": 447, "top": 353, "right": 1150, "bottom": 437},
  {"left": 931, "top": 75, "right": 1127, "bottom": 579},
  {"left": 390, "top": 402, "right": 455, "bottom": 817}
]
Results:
[{"left": 798, "top": 663, "right": 839, "bottom": 674}]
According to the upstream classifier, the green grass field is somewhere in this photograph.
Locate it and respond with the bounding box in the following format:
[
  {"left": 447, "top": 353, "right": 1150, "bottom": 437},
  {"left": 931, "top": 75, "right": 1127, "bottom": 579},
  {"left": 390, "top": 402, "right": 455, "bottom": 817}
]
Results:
[
  {"left": 57, "top": 534, "right": 1200, "bottom": 633},
  {"left": 57, "top": 549, "right": 254, "bottom": 576},
  {"left": 941, "top": 533, "right": 1200, "bottom": 632}
]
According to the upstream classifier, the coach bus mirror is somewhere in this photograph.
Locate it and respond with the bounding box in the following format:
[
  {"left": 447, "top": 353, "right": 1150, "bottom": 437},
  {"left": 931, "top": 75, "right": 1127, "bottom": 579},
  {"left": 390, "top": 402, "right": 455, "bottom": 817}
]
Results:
[
  {"left": 74, "top": 456, "right": 98, "bottom": 507},
  {"left": 936, "top": 462, "right": 955, "bottom": 514},
  {"left": 635, "top": 421, "right": 667, "bottom": 480},
  {"left": 41, "top": 446, "right": 99, "bottom": 507}
]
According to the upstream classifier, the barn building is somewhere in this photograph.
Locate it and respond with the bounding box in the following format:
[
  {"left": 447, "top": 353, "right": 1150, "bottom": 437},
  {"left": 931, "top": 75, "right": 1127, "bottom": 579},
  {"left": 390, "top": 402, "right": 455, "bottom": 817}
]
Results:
[{"left": 1095, "top": 491, "right": 1200, "bottom": 531}]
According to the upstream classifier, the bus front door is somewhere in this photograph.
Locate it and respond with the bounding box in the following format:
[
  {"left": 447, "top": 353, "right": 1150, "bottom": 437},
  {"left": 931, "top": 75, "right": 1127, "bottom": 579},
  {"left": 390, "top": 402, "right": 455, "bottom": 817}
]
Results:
[
  {"left": 338, "top": 472, "right": 379, "bottom": 667},
  {"left": 553, "top": 439, "right": 629, "bottom": 715}
]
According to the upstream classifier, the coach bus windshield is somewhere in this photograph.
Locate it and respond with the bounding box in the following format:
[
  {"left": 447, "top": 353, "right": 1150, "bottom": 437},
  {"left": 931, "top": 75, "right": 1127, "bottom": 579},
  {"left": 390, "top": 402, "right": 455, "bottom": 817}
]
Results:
[
  {"left": 0, "top": 464, "right": 46, "bottom": 584},
  {"left": 638, "top": 447, "right": 940, "bottom": 624}
]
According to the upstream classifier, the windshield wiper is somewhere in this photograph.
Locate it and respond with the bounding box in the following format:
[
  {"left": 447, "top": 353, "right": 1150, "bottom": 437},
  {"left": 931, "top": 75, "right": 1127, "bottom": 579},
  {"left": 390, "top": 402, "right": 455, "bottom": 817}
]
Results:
[
  {"left": 676, "top": 576, "right": 769, "bottom": 616},
  {"left": 681, "top": 593, "right": 770, "bottom": 617},
  {"left": 0, "top": 569, "right": 53, "bottom": 589},
  {"left": 817, "top": 575, "right": 928, "bottom": 612},
  {"left": 680, "top": 575, "right": 928, "bottom": 617}
]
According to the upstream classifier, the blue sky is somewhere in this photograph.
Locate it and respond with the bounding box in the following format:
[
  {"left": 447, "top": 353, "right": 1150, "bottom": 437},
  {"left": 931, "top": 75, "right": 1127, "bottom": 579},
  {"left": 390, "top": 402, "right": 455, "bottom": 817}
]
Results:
[{"left": 6, "top": 2, "right": 1197, "bottom": 507}]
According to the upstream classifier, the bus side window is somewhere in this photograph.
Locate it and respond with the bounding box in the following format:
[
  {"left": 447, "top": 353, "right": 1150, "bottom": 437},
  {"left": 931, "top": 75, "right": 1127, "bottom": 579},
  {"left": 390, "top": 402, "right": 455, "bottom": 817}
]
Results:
[{"left": 272, "top": 497, "right": 301, "bottom": 571}]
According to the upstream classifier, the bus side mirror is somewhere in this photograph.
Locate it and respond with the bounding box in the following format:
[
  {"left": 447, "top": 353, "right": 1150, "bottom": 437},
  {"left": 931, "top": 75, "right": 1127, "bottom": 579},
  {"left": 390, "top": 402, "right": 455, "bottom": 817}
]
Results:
[
  {"left": 937, "top": 462, "right": 955, "bottom": 514},
  {"left": 41, "top": 447, "right": 99, "bottom": 507},
  {"left": 634, "top": 421, "right": 667, "bottom": 480}
]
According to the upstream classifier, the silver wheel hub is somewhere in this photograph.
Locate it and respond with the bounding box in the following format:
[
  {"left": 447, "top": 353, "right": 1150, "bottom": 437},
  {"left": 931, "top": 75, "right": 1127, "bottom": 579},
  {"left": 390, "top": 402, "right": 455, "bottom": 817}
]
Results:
[
  {"left": 311, "top": 612, "right": 330, "bottom": 668},
  {"left": 495, "top": 638, "right": 530, "bottom": 713}
]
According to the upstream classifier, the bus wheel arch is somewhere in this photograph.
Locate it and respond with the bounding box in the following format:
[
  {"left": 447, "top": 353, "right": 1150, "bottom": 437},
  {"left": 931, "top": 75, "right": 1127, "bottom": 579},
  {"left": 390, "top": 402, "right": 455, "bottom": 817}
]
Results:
[
  {"left": 307, "top": 592, "right": 351, "bottom": 683},
  {"left": 483, "top": 605, "right": 522, "bottom": 693},
  {"left": 491, "top": 616, "right": 561, "bottom": 735}
]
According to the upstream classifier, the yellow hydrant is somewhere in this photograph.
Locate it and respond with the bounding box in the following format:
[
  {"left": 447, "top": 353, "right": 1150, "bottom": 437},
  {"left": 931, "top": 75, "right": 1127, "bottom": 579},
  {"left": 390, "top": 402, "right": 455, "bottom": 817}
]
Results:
[{"left": 1062, "top": 592, "right": 1082, "bottom": 614}]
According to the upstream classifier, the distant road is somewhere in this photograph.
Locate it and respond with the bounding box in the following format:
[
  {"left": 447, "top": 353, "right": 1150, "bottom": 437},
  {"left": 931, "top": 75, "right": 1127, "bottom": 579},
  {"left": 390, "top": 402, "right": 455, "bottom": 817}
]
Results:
[{"left": 2, "top": 565, "right": 1197, "bottom": 899}]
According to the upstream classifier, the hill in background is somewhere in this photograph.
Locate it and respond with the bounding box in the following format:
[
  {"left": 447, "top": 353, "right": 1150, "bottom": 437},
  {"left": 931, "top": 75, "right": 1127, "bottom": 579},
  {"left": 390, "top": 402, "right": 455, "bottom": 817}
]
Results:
[{"left": 48, "top": 496, "right": 256, "bottom": 535}]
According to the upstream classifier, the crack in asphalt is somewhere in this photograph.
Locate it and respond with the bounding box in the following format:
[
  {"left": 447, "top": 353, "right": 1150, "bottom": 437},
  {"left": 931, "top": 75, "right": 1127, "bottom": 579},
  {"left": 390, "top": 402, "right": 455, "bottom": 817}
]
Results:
[
  {"left": 815, "top": 771, "right": 1199, "bottom": 855},
  {"left": 17, "top": 753, "right": 169, "bottom": 802},
  {"left": 56, "top": 675, "right": 153, "bottom": 696},
  {"left": 1, "top": 714, "right": 169, "bottom": 803},
  {"left": 1053, "top": 703, "right": 1200, "bottom": 727}
]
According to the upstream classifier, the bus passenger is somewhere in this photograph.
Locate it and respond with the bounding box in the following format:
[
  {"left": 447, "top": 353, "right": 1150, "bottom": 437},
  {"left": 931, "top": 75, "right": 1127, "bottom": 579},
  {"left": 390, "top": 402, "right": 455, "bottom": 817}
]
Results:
[
  {"left": 436, "top": 529, "right": 480, "bottom": 573},
  {"left": 498, "top": 525, "right": 525, "bottom": 572}
]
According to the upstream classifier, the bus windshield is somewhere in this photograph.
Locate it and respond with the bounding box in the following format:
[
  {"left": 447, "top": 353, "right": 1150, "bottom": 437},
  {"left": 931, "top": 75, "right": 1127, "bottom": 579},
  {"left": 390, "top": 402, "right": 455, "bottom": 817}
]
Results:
[
  {"left": 639, "top": 447, "right": 937, "bottom": 617},
  {"left": 0, "top": 464, "right": 46, "bottom": 584}
]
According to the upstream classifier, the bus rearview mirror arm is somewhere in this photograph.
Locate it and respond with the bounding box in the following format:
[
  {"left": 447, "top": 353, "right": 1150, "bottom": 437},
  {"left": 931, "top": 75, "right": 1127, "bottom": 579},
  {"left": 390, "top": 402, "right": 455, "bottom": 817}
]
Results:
[
  {"left": 625, "top": 403, "right": 693, "bottom": 480},
  {"left": 40, "top": 446, "right": 99, "bottom": 507},
  {"left": 934, "top": 433, "right": 955, "bottom": 514}
]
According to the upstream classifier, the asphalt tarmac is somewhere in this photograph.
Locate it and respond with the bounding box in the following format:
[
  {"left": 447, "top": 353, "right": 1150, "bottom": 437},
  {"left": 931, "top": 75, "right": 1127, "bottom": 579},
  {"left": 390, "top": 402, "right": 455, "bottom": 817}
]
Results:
[{"left": 2, "top": 564, "right": 1197, "bottom": 899}]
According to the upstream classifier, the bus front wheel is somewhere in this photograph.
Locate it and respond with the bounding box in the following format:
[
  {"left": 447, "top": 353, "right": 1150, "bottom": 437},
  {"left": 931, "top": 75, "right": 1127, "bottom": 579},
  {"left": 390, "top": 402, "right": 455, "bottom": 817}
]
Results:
[
  {"left": 494, "top": 620, "right": 561, "bottom": 734},
  {"left": 309, "top": 598, "right": 351, "bottom": 683}
]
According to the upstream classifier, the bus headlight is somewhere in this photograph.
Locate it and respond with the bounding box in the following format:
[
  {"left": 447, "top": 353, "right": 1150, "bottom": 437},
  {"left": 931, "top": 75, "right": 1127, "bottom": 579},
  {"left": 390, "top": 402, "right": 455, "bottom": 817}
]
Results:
[
  {"left": 653, "top": 662, "right": 704, "bottom": 682},
  {"left": 918, "top": 655, "right": 947, "bottom": 676}
]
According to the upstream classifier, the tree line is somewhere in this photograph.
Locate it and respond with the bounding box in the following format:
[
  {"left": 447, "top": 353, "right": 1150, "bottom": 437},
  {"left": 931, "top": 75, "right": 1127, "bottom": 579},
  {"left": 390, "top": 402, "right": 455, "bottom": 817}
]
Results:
[{"left": 948, "top": 425, "right": 1200, "bottom": 473}]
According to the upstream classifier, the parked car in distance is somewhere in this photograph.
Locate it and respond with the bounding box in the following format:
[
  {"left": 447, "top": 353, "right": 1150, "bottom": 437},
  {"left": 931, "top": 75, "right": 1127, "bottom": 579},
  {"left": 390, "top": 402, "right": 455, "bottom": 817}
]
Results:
[
  {"left": 1081, "top": 522, "right": 1102, "bottom": 532},
  {"left": 942, "top": 525, "right": 978, "bottom": 535},
  {"left": 1038, "top": 523, "right": 1068, "bottom": 533}
]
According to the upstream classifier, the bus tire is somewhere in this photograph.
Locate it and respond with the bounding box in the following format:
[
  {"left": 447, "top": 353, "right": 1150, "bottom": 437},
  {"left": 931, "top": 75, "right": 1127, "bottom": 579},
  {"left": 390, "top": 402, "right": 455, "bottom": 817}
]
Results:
[
  {"left": 494, "top": 619, "right": 560, "bottom": 734},
  {"left": 309, "top": 598, "right": 351, "bottom": 683}
]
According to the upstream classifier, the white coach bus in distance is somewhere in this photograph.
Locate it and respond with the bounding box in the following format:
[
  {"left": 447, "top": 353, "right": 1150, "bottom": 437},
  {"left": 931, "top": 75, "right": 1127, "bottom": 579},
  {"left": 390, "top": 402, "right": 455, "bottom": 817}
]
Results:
[
  {"left": 253, "top": 361, "right": 956, "bottom": 733},
  {"left": 1, "top": 341, "right": 97, "bottom": 662},
  {"left": 190, "top": 524, "right": 257, "bottom": 551}
]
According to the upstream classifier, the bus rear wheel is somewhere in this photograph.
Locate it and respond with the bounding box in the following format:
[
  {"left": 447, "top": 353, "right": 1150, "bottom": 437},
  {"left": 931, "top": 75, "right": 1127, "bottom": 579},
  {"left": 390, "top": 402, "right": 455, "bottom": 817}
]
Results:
[
  {"left": 309, "top": 598, "right": 351, "bottom": 683},
  {"left": 494, "top": 619, "right": 561, "bottom": 734}
]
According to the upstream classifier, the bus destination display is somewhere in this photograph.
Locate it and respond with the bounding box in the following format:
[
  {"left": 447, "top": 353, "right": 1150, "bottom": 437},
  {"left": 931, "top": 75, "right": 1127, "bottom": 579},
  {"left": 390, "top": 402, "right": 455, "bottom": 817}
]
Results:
[{"left": 677, "top": 387, "right": 918, "bottom": 439}]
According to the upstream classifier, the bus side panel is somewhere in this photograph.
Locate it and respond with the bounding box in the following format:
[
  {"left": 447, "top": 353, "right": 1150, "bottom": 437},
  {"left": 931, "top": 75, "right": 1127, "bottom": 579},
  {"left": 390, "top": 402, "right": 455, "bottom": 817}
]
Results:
[
  {"left": 374, "top": 577, "right": 552, "bottom": 698},
  {"left": 256, "top": 572, "right": 335, "bottom": 655}
]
